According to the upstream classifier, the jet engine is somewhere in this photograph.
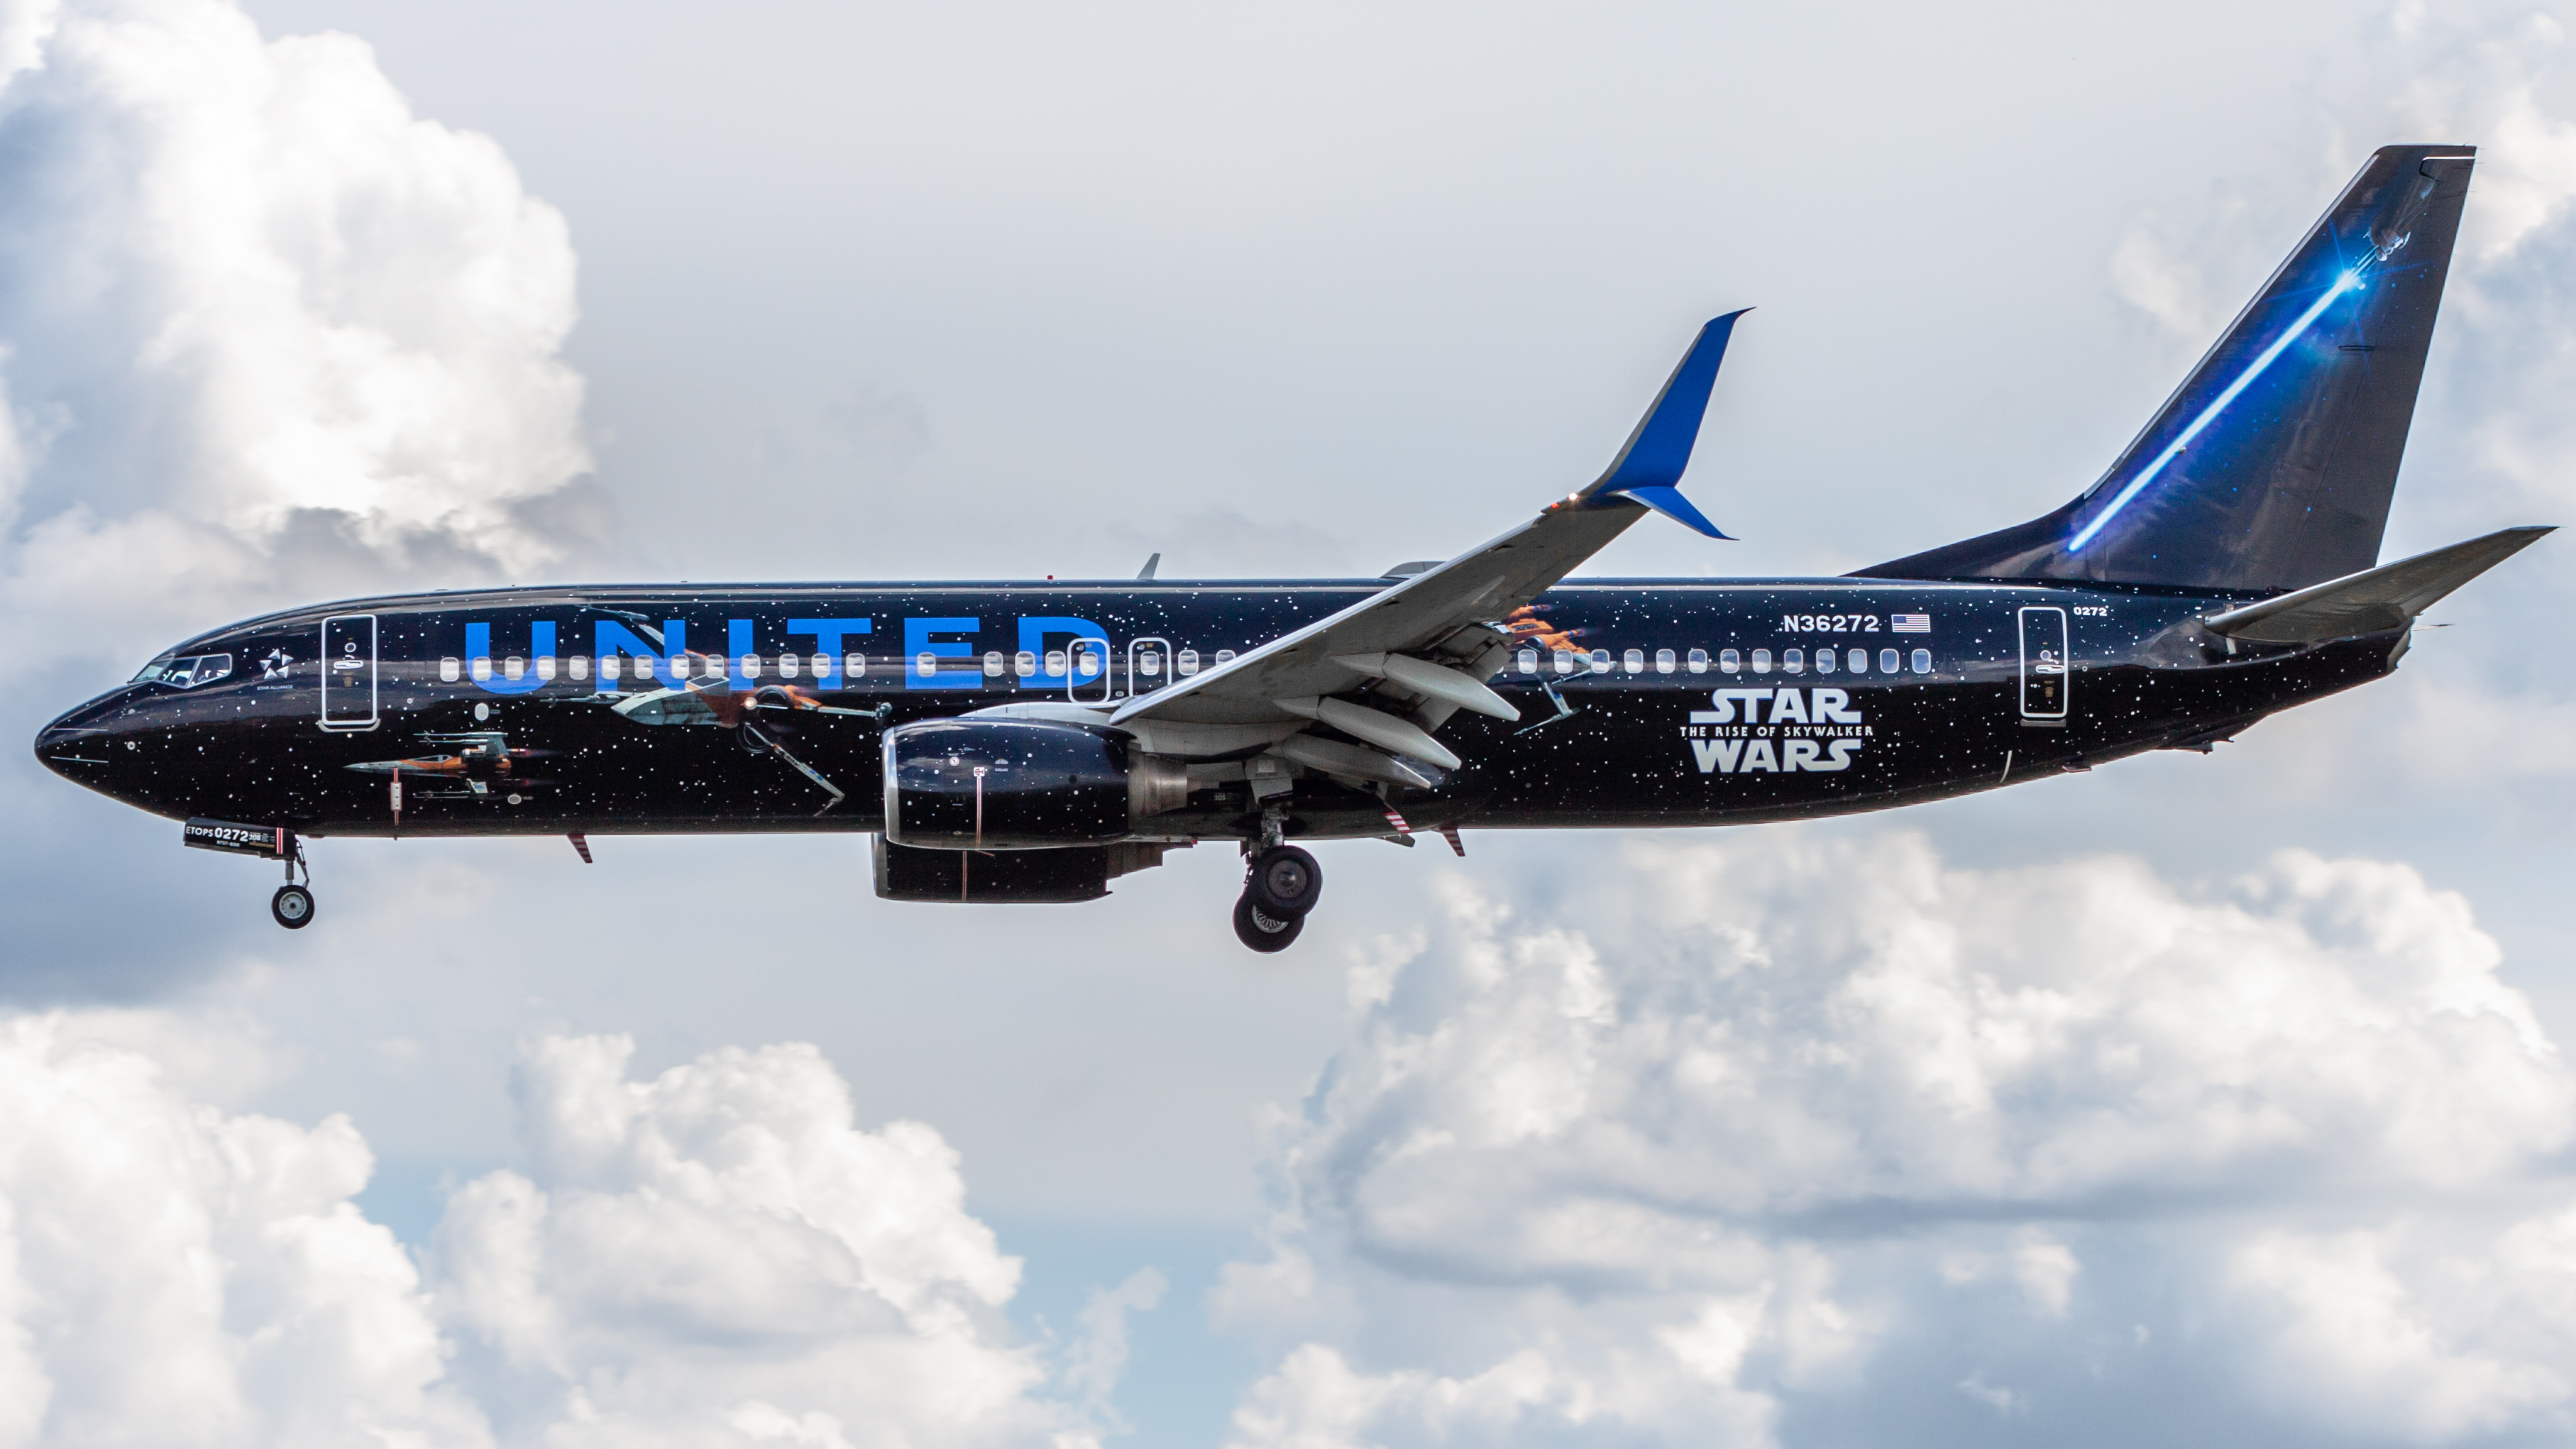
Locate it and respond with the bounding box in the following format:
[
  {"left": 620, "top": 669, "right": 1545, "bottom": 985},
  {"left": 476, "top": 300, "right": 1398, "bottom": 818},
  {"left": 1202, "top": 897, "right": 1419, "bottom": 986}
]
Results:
[{"left": 881, "top": 718, "right": 1189, "bottom": 848}]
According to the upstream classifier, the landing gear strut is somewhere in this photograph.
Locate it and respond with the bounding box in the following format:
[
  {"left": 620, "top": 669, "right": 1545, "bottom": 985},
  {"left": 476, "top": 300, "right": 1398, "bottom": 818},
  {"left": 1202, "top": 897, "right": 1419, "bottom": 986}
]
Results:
[{"left": 1233, "top": 843, "right": 1322, "bottom": 952}]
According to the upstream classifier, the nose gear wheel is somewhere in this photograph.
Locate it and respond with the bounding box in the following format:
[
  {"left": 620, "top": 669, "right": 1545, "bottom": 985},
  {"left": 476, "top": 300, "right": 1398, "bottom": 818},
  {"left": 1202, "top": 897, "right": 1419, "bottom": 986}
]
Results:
[{"left": 271, "top": 883, "right": 314, "bottom": 929}]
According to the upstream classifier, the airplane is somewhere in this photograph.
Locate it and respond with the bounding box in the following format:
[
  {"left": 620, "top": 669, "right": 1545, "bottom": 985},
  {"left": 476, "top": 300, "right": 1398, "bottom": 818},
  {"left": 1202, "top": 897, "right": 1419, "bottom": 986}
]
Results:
[{"left": 34, "top": 143, "right": 2551, "bottom": 949}]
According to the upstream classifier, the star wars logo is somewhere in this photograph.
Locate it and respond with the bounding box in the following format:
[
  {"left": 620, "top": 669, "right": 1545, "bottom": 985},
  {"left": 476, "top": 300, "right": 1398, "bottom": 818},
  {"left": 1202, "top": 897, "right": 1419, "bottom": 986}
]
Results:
[{"left": 1681, "top": 687, "right": 1873, "bottom": 775}]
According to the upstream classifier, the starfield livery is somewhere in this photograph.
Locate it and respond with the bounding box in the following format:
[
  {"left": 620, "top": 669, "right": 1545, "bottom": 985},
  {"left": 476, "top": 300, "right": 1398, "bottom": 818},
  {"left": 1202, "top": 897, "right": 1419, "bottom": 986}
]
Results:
[{"left": 36, "top": 145, "right": 2550, "bottom": 949}]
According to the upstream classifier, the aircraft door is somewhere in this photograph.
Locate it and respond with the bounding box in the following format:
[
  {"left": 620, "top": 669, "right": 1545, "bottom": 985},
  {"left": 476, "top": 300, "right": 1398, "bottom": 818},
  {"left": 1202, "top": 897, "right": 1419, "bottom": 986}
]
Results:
[
  {"left": 1127, "top": 638, "right": 1172, "bottom": 700},
  {"left": 2018, "top": 606, "right": 2069, "bottom": 722},
  {"left": 320, "top": 613, "right": 379, "bottom": 731},
  {"left": 1068, "top": 639, "right": 1113, "bottom": 705}
]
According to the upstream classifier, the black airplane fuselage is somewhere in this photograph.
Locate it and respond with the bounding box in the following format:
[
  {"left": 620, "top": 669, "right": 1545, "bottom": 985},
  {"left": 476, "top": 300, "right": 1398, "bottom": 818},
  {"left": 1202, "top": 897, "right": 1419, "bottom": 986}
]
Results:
[
  {"left": 33, "top": 576, "right": 2386, "bottom": 842},
  {"left": 30, "top": 145, "right": 2532, "bottom": 946}
]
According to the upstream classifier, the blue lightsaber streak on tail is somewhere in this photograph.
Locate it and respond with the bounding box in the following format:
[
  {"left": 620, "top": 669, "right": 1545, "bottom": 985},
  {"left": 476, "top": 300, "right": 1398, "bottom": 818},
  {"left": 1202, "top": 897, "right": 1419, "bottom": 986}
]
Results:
[{"left": 2069, "top": 268, "right": 2363, "bottom": 553}]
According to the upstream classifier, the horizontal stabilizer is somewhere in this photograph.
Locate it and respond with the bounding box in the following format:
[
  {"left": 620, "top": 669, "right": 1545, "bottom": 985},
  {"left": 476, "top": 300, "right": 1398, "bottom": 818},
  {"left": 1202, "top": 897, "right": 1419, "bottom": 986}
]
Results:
[{"left": 2205, "top": 526, "right": 2552, "bottom": 643}]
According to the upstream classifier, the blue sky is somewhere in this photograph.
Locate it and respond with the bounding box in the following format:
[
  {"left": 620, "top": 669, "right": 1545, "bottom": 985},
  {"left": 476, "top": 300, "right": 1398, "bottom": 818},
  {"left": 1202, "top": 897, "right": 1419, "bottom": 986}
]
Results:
[{"left": 2, "top": 1, "right": 2574, "bottom": 1445}]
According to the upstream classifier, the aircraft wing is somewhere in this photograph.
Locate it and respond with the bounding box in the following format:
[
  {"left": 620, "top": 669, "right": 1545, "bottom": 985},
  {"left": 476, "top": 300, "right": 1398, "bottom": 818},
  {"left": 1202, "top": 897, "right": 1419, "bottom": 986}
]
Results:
[{"left": 1110, "top": 312, "right": 1746, "bottom": 749}]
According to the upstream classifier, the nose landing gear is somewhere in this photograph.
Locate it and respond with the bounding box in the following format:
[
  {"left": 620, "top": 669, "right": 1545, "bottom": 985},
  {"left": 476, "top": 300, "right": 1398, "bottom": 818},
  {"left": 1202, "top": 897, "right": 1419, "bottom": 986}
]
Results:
[
  {"left": 270, "top": 837, "right": 315, "bottom": 930},
  {"left": 1233, "top": 843, "right": 1322, "bottom": 953},
  {"left": 272, "top": 883, "right": 315, "bottom": 929},
  {"left": 181, "top": 818, "right": 319, "bottom": 931}
]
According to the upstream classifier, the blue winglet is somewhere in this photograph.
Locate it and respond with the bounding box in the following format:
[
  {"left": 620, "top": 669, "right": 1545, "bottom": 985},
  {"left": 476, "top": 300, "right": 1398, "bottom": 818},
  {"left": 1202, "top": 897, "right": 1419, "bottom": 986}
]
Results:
[
  {"left": 1614, "top": 484, "right": 1732, "bottom": 539},
  {"left": 1581, "top": 309, "right": 1747, "bottom": 539}
]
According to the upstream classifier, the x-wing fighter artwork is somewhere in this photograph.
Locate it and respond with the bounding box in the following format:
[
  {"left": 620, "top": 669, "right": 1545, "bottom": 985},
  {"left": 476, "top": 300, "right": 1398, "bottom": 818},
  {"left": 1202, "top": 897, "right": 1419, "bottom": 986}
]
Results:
[
  {"left": 38, "top": 144, "right": 2555, "bottom": 945},
  {"left": 595, "top": 666, "right": 885, "bottom": 811},
  {"left": 343, "top": 732, "right": 551, "bottom": 803}
]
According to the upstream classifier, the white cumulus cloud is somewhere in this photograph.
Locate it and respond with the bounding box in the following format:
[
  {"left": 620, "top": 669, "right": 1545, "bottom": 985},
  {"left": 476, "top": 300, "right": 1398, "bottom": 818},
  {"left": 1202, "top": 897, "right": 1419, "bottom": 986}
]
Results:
[
  {"left": 1215, "top": 833, "right": 2576, "bottom": 1447},
  {"left": 0, "top": 1019, "right": 1113, "bottom": 1448},
  {"left": 0, "top": 0, "right": 595, "bottom": 667},
  {"left": 0, "top": 1012, "right": 488, "bottom": 1448},
  {"left": 430, "top": 1033, "right": 1081, "bottom": 1448}
]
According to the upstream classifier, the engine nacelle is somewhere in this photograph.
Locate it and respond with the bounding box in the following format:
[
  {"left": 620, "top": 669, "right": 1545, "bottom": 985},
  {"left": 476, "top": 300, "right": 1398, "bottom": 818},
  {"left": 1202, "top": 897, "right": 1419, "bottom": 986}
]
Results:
[
  {"left": 881, "top": 718, "right": 1189, "bottom": 848},
  {"left": 872, "top": 838, "right": 1177, "bottom": 903}
]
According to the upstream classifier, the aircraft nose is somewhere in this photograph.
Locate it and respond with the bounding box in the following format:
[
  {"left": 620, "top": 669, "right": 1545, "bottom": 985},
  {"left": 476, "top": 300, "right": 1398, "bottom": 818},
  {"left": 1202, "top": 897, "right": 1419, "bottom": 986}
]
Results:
[{"left": 33, "top": 693, "right": 129, "bottom": 783}]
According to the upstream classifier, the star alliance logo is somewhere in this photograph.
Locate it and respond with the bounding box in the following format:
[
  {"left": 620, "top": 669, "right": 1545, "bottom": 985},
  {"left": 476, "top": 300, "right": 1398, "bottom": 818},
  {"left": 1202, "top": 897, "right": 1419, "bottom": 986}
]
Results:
[{"left": 260, "top": 648, "right": 294, "bottom": 681}]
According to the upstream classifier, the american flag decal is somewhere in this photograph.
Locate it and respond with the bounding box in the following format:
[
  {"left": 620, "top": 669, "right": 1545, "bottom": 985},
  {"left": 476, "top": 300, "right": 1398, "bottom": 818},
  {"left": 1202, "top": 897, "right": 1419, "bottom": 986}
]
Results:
[{"left": 1891, "top": 612, "right": 1931, "bottom": 634}]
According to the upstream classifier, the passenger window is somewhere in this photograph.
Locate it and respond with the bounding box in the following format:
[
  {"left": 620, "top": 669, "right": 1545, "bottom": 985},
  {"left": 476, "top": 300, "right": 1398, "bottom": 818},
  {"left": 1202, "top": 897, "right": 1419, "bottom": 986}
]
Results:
[
  {"left": 778, "top": 652, "right": 800, "bottom": 678},
  {"left": 1623, "top": 649, "right": 1644, "bottom": 674},
  {"left": 1589, "top": 649, "right": 1612, "bottom": 673},
  {"left": 1177, "top": 649, "right": 1199, "bottom": 676},
  {"left": 1517, "top": 648, "right": 1539, "bottom": 675},
  {"left": 568, "top": 655, "right": 590, "bottom": 681},
  {"left": 1719, "top": 649, "right": 1740, "bottom": 673},
  {"left": 471, "top": 656, "right": 492, "bottom": 682},
  {"left": 1848, "top": 648, "right": 1866, "bottom": 673},
  {"left": 1912, "top": 648, "right": 1932, "bottom": 674},
  {"left": 1555, "top": 650, "right": 1577, "bottom": 675},
  {"left": 1751, "top": 649, "right": 1772, "bottom": 674},
  {"left": 439, "top": 657, "right": 461, "bottom": 683},
  {"left": 1655, "top": 648, "right": 1675, "bottom": 674},
  {"left": 599, "top": 655, "right": 621, "bottom": 683},
  {"left": 810, "top": 654, "right": 832, "bottom": 680},
  {"left": 1216, "top": 649, "right": 1237, "bottom": 664},
  {"left": 1879, "top": 648, "right": 1900, "bottom": 673},
  {"left": 504, "top": 656, "right": 526, "bottom": 681},
  {"left": 1045, "top": 649, "right": 1068, "bottom": 678},
  {"left": 915, "top": 651, "right": 938, "bottom": 678},
  {"left": 536, "top": 656, "right": 556, "bottom": 681},
  {"left": 1139, "top": 652, "right": 1162, "bottom": 676},
  {"left": 1687, "top": 648, "right": 1709, "bottom": 674},
  {"left": 1813, "top": 648, "right": 1834, "bottom": 674},
  {"left": 1016, "top": 650, "right": 1039, "bottom": 678},
  {"left": 845, "top": 652, "right": 867, "bottom": 678},
  {"left": 1783, "top": 648, "right": 1804, "bottom": 674},
  {"left": 739, "top": 654, "right": 763, "bottom": 678},
  {"left": 984, "top": 651, "right": 1006, "bottom": 678}
]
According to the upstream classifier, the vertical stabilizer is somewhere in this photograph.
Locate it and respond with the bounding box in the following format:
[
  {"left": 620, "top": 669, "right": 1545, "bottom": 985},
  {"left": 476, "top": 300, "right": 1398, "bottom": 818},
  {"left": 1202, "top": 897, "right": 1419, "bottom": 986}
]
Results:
[{"left": 1863, "top": 145, "right": 2476, "bottom": 592}]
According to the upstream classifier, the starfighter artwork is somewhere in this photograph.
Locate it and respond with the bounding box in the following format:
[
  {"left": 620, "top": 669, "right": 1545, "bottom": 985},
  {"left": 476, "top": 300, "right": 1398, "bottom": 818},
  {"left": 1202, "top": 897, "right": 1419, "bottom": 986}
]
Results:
[{"left": 37, "top": 145, "right": 2550, "bottom": 949}]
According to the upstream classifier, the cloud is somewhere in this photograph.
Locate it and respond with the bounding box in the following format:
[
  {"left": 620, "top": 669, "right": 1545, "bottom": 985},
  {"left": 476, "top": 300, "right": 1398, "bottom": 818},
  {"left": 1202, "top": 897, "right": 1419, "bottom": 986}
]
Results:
[
  {"left": 0, "top": 0, "right": 595, "bottom": 667},
  {"left": 430, "top": 1033, "right": 1086, "bottom": 1448},
  {"left": 0, "top": 1011, "right": 489, "bottom": 1447},
  {"left": 1063, "top": 1267, "right": 1167, "bottom": 1429},
  {"left": 1214, "top": 833, "right": 2576, "bottom": 1446},
  {"left": 2228, "top": 1218, "right": 2576, "bottom": 1442},
  {"left": 0, "top": 1019, "right": 1116, "bottom": 1448}
]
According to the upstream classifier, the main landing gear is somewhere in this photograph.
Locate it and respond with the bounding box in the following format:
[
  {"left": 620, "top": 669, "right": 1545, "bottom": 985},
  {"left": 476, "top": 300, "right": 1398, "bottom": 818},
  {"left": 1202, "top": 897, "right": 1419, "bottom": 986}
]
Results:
[{"left": 1233, "top": 844, "right": 1322, "bottom": 953}]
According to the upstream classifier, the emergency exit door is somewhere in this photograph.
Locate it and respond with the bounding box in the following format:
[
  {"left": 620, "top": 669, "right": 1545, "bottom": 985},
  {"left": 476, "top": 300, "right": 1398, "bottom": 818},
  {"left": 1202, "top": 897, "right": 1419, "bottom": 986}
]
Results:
[
  {"left": 320, "top": 613, "right": 379, "bottom": 730},
  {"left": 2018, "top": 606, "right": 2069, "bottom": 722}
]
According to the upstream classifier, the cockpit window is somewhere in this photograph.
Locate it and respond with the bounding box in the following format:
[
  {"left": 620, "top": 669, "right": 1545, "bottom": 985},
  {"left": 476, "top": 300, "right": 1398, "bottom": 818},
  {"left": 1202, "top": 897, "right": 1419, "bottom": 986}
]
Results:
[{"left": 137, "top": 653, "right": 233, "bottom": 689}]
